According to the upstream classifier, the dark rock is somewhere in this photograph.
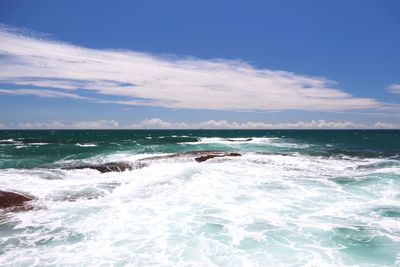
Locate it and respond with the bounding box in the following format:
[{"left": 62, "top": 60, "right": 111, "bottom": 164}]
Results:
[
  {"left": 65, "top": 150, "right": 242, "bottom": 173},
  {"left": 194, "top": 155, "right": 218, "bottom": 162},
  {"left": 194, "top": 152, "right": 242, "bottom": 162},
  {"left": 0, "top": 141, "right": 19, "bottom": 145},
  {"left": 140, "top": 150, "right": 242, "bottom": 163},
  {"left": 0, "top": 190, "right": 35, "bottom": 211},
  {"left": 227, "top": 138, "right": 253, "bottom": 142},
  {"left": 67, "top": 161, "right": 148, "bottom": 173}
]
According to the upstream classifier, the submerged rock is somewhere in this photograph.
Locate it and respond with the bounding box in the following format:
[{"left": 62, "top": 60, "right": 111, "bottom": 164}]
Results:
[
  {"left": 57, "top": 189, "right": 106, "bottom": 202},
  {"left": 52, "top": 183, "right": 121, "bottom": 202},
  {"left": 0, "top": 190, "right": 35, "bottom": 211},
  {"left": 66, "top": 161, "right": 148, "bottom": 173}
]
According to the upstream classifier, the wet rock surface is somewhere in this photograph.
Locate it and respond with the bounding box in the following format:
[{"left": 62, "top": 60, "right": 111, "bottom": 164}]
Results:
[
  {"left": 64, "top": 161, "right": 148, "bottom": 173},
  {"left": 0, "top": 190, "right": 35, "bottom": 211},
  {"left": 194, "top": 152, "right": 242, "bottom": 162},
  {"left": 65, "top": 151, "right": 243, "bottom": 173},
  {"left": 140, "top": 150, "right": 242, "bottom": 163}
]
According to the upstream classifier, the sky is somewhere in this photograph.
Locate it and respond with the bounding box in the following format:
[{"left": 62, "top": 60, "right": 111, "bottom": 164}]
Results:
[{"left": 0, "top": 0, "right": 399, "bottom": 129}]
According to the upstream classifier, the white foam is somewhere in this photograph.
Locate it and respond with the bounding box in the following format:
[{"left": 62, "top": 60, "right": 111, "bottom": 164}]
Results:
[
  {"left": 15, "top": 145, "right": 29, "bottom": 149},
  {"left": 0, "top": 152, "right": 399, "bottom": 266},
  {"left": 76, "top": 143, "right": 97, "bottom": 147},
  {"left": 29, "top": 142, "right": 49, "bottom": 145},
  {"left": 180, "top": 137, "right": 309, "bottom": 149},
  {"left": 196, "top": 137, "right": 279, "bottom": 144}
]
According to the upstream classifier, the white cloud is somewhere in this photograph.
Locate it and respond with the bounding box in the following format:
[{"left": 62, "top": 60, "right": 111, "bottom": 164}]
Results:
[
  {"left": 132, "top": 118, "right": 189, "bottom": 129},
  {"left": 374, "top": 121, "right": 400, "bottom": 129},
  {"left": 0, "top": 88, "right": 87, "bottom": 99},
  {"left": 17, "top": 121, "right": 67, "bottom": 129},
  {"left": 1, "top": 119, "right": 398, "bottom": 129},
  {"left": 0, "top": 25, "right": 396, "bottom": 113},
  {"left": 387, "top": 84, "right": 400, "bottom": 94},
  {"left": 131, "top": 118, "right": 367, "bottom": 129},
  {"left": 17, "top": 120, "right": 119, "bottom": 129},
  {"left": 71, "top": 120, "right": 119, "bottom": 129}
]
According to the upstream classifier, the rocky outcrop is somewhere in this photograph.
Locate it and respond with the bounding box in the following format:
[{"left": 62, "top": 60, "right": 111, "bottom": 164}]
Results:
[
  {"left": 66, "top": 161, "right": 148, "bottom": 173},
  {"left": 0, "top": 190, "right": 35, "bottom": 211},
  {"left": 65, "top": 150, "right": 242, "bottom": 173},
  {"left": 194, "top": 152, "right": 242, "bottom": 162},
  {"left": 139, "top": 150, "right": 242, "bottom": 162}
]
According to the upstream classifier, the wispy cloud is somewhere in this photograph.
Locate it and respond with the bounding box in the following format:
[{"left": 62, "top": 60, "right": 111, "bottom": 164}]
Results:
[
  {"left": 0, "top": 24, "right": 397, "bottom": 113},
  {"left": 2, "top": 118, "right": 398, "bottom": 129},
  {"left": 0, "top": 88, "right": 88, "bottom": 99},
  {"left": 387, "top": 84, "right": 400, "bottom": 94}
]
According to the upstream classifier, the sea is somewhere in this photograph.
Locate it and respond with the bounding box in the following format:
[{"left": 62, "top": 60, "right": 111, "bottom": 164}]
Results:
[{"left": 0, "top": 130, "right": 399, "bottom": 266}]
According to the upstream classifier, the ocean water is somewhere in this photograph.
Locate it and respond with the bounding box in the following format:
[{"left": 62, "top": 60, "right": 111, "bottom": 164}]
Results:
[{"left": 0, "top": 130, "right": 399, "bottom": 266}]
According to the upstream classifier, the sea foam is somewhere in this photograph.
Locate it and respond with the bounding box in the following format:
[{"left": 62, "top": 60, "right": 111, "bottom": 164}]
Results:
[{"left": 0, "top": 151, "right": 399, "bottom": 266}]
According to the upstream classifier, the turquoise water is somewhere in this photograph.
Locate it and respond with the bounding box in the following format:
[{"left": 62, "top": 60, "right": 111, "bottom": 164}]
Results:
[{"left": 0, "top": 130, "right": 399, "bottom": 266}]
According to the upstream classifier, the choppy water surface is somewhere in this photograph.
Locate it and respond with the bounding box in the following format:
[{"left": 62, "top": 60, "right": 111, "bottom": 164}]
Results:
[{"left": 0, "top": 130, "right": 399, "bottom": 266}]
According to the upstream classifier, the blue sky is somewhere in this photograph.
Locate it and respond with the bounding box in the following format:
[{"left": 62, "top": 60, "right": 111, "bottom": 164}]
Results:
[{"left": 0, "top": 0, "right": 399, "bottom": 129}]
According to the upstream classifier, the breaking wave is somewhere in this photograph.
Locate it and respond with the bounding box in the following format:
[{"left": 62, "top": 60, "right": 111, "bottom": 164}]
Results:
[{"left": 1, "top": 130, "right": 400, "bottom": 266}]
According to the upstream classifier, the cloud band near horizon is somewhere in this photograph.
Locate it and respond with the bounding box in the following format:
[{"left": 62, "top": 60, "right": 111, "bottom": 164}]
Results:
[{"left": 1, "top": 118, "right": 398, "bottom": 130}]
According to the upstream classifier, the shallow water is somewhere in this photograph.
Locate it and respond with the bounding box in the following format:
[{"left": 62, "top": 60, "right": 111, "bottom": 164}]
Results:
[{"left": 0, "top": 130, "right": 399, "bottom": 266}]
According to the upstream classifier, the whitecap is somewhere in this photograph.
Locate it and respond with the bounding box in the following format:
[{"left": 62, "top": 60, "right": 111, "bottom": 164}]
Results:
[
  {"left": 0, "top": 139, "right": 22, "bottom": 145},
  {"left": 180, "top": 137, "right": 279, "bottom": 145},
  {"left": 29, "top": 143, "right": 49, "bottom": 146},
  {"left": 15, "top": 145, "right": 29, "bottom": 149},
  {"left": 76, "top": 143, "right": 97, "bottom": 147},
  {"left": 179, "top": 137, "right": 310, "bottom": 149}
]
